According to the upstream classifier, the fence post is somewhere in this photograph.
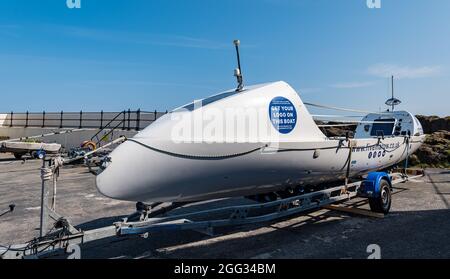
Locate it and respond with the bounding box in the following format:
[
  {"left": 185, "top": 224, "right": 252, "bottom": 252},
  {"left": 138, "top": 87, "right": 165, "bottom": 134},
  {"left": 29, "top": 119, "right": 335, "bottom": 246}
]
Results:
[
  {"left": 122, "top": 110, "right": 126, "bottom": 130},
  {"left": 42, "top": 111, "right": 46, "bottom": 128},
  {"left": 25, "top": 111, "right": 29, "bottom": 128},
  {"left": 136, "top": 109, "right": 141, "bottom": 131},
  {"left": 60, "top": 111, "right": 63, "bottom": 128},
  {"left": 10, "top": 111, "right": 13, "bottom": 127},
  {"left": 79, "top": 111, "right": 83, "bottom": 129},
  {"left": 127, "top": 109, "right": 131, "bottom": 131},
  {"left": 100, "top": 110, "right": 104, "bottom": 129}
]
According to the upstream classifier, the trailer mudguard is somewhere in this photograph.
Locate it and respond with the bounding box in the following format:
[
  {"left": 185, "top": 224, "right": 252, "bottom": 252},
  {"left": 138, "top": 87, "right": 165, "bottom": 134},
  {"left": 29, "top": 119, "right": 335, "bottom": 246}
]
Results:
[{"left": 357, "top": 172, "right": 392, "bottom": 198}]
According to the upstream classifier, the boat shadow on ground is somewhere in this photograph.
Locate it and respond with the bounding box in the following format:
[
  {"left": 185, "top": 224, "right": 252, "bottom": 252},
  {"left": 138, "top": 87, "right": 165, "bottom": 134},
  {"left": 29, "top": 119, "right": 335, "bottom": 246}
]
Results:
[
  {"left": 69, "top": 207, "right": 450, "bottom": 259},
  {"left": 61, "top": 206, "right": 347, "bottom": 259},
  {"left": 51, "top": 184, "right": 447, "bottom": 259},
  {"left": 41, "top": 177, "right": 450, "bottom": 259}
]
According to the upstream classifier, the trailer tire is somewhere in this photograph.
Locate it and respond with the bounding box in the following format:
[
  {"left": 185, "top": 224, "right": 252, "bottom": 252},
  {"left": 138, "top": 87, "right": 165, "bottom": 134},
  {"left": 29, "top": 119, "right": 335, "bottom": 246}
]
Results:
[
  {"left": 369, "top": 179, "right": 391, "bottom": 214},
  {"left": 13, "top": 153, "right": 25, "bottom": 159}
]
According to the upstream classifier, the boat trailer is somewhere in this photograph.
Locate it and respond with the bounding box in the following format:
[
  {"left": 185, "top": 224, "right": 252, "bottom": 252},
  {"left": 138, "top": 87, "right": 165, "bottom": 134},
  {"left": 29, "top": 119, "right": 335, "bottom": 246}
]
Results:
[{"left": 0, "top": 155, "right": 424, "bottom": 259}]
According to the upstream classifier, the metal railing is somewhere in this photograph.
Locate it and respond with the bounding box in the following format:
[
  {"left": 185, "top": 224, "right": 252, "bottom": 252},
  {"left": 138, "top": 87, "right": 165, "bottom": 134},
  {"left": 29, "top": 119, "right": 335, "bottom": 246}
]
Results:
[{"left": 2, "top": 109, "right": 168, "bottom": 131}]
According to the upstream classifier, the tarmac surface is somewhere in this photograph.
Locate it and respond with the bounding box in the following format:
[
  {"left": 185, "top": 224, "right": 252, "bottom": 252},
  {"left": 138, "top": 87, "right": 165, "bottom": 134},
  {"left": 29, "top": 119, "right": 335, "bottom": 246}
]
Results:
[{"left": 0, "top": 153, "right": 449, "bottom": 259}]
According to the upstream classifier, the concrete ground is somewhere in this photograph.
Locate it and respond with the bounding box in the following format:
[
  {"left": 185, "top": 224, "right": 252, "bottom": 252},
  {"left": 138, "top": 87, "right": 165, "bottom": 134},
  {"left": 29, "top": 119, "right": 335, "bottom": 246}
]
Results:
[{"left": 0, "top": 153, "right": 449, "bottom": 259}]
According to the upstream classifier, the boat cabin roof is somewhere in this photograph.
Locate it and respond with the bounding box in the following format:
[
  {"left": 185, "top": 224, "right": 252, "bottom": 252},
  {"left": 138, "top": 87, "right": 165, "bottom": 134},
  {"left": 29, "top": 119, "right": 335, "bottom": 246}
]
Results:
[{"left": 354, "top": 111, "right": 424, "bottom": 139}]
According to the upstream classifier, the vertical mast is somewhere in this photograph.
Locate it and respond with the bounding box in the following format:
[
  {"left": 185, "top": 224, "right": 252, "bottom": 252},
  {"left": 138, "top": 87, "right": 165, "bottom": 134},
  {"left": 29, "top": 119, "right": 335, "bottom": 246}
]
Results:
[
  {"left": 391, "top": 75, "right": 394, "bottom": 112},
  {"left": 385, "top": 75, "right": 401, "bottom": 112}
]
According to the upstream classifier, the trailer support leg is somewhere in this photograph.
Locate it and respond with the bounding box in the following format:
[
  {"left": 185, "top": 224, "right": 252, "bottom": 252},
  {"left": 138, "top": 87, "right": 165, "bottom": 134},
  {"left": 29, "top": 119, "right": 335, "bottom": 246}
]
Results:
[
  {"left": 39, "top": 159, "right": 51, "bottom": 237},
  {"left": 39, "top": 156, "right": 78, "bottom": 237}
]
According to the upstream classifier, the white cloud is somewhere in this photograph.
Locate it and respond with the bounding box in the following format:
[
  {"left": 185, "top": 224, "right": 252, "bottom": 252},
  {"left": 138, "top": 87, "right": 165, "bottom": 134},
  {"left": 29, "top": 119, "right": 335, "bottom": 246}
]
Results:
[
  {"left": 368, "top": 63, "right": 442, "bottom": 79},
  {"left": 58, "top": 25, "right": 229, "bottom": 50},
  {"left": 330, "top": 81, "right": 375, "bottom": 89},
  {"left": 298, "top": 87, "right": 321, "bottom": 94},
  {"left": 7, "top": 24, "right": 230, "bottom": 50}
]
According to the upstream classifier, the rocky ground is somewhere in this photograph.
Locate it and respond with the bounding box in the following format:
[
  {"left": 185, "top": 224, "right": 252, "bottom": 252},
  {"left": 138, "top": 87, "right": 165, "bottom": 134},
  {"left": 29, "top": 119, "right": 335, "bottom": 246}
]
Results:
[
  {"left": 411, "top": 116, "right": 450, "bottom": 168},
  {"left": 318, "top": 115, "right": 450, "bottom": 169}
]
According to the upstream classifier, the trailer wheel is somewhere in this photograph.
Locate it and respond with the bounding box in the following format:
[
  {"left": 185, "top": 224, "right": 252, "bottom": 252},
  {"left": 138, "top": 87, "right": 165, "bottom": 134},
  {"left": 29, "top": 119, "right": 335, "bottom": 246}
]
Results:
[
  {"left": 13, "top": 153, "right": 25, "bottom": 159},
  {"left": 369, "top": 179, "right": 391, "bottom": 214}
]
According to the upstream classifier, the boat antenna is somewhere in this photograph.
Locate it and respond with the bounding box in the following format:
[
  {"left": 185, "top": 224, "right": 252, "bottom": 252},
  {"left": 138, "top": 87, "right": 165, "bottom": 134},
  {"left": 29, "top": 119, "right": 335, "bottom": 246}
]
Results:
[
  {"left": 233, "top": 39, "right": 244, "bottom": 91},
  {"left": 385, "top": 75, "right": 401, "bottom": 112},
  {"left": 391, "top": 75, "right": 394, "bottom": 111}
]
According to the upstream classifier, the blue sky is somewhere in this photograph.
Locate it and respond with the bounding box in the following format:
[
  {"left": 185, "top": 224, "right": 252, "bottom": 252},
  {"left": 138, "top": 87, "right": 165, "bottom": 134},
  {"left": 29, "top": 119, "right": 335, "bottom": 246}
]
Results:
[{"left": 0, "top": 0, "right": 449, "bottom": 116}]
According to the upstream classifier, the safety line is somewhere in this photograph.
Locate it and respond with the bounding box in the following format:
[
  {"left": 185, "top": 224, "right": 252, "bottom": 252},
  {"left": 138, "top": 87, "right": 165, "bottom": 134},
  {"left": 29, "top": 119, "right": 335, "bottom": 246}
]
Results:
[{"left": 304, "top": 102, "right": 392, "bottom": 114}]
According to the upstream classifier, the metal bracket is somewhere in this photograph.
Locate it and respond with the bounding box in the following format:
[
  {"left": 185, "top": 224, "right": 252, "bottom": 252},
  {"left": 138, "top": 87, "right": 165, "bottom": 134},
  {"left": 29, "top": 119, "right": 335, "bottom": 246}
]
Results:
[{"left": 229, "top": 208, "right": 249, "bottom": 220}]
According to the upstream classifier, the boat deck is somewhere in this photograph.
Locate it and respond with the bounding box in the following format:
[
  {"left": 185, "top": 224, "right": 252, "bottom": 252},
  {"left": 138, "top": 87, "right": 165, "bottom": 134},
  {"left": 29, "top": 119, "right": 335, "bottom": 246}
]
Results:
[{"left": 0, "top": 153, "right": 449, "bottom": 259}]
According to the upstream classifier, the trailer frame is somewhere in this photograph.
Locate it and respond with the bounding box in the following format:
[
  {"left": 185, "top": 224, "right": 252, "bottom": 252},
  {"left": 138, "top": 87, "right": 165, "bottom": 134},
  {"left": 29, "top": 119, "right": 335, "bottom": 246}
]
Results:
[{"left": 0, "top": 155, "right": 424, "bottom": 259}]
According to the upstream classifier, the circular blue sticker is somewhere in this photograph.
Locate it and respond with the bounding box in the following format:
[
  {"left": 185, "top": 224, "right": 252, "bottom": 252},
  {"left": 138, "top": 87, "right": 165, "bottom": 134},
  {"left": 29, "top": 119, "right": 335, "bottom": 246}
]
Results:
[{"left": 269, "top": 97, "right": 297, "bottom": 134}]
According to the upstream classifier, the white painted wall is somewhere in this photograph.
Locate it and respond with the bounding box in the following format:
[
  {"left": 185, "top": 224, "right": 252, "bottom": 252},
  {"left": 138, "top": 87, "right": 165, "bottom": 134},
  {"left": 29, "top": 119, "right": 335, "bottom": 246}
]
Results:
[{"left": 0, "top": 114, "right": 7, "bottom": 126}]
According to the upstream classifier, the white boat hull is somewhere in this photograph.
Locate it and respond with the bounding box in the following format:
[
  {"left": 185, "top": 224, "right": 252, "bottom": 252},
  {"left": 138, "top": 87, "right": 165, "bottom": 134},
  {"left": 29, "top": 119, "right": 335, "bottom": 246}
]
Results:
[
  {"left": 96, "top": 81, "right": 425, "bottom": 203},
  {"left": 96, "top": 135, "right": 424, "bottom": 202}
]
